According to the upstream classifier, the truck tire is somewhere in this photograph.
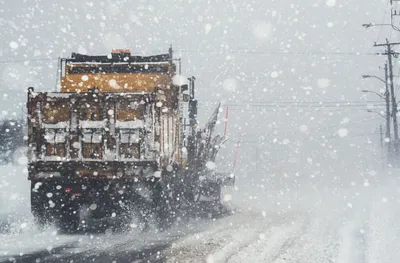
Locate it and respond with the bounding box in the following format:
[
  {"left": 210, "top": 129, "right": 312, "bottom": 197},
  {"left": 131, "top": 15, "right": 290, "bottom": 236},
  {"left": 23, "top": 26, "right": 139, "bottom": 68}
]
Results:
[
  {"left": 152, "top": 182, "right": 177, "bottom": 230},
  {"left": 57, "top": 202, "right": 80, "bottom": 233},
  {"left": 30, "top": 181, "right": 50, "bottom": 228}
]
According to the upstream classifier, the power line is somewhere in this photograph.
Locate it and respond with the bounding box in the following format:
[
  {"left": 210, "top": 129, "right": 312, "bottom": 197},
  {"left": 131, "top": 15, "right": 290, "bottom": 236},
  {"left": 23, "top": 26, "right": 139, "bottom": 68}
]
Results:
[
  {"left": 198, "top": 100, "right": 384, "bottom": 104},
  {"left": 0, "top": 47, "right": 381, "bottom": 64},
  {"left": 0, "top": 49, "right": 378, "bottom": 65},
  {"left": 223, "top": 108, "right": 385, "bottom": 113},
  {"left": 375, "top": 1, "right": 391, "bottom": 44},
  {"left": 178, "top": 49, "right": 378, "bottom": 57},
  {"left": 197, "top": 101, "right": 386, "bottom": 109},
  {"left": 0, "top": 58, "right": 57, "bottom": 64},
  {"left": 201, "top": 107, "right": 385, "bottom": 113},
  {"left": 0, "top": 50, "right": 376, "bottom": 65},
  {"left": 225, "top": 105, "right": 385, "bottom": 108},
  {"left": 232, "top": 132, "right": 381, "bottom": 144}
]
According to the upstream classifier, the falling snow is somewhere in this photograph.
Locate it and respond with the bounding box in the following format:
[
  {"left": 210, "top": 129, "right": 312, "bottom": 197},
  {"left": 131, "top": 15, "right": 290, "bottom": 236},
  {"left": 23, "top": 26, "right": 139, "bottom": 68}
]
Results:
[
  {"left": 338, "top": 128, "right": 349, "bottom": 138},
  {"left": 9, "top": 42, "right": 18, "bottom": 49},
  {"left": 0, "top": 1, "right": 398, "bottom": 262}
]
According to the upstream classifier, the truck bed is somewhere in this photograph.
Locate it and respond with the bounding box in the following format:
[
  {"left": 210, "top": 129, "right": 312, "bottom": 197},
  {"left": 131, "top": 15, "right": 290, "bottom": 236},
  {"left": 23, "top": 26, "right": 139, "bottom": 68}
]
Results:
[{"left": 27, "top": 90, "right": 160, "bottom": 180}]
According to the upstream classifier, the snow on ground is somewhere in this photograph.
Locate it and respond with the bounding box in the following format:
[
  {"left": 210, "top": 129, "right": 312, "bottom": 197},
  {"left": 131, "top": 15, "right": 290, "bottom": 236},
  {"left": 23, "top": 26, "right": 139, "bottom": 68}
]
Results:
[
  {"left": 165, "top": 169, "right": 400, "bottom": 263},
  {"left": 0, "top": 162, "right": 32, "bottom": 236},
  {"left": 0, "top": 163, "right": 81, "bottom": 258},
  {"left": 0, "top": 163, "right": 30, "bottom": 218},
  {"left": 166, "top": 212, "right": 306, "bottom": 263},
  {"left": 2, "top": 160, "right": 400, "bottom": 262},
  {"left": 0, "top": 226, "right": 78, "bottom": 259}
]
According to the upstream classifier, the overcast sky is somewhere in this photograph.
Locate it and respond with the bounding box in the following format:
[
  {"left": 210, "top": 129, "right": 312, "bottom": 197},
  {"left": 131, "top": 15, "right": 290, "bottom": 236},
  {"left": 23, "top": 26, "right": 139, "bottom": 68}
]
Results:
[{"left": 0, "top": 0, "right": 397, "bottom": 186}]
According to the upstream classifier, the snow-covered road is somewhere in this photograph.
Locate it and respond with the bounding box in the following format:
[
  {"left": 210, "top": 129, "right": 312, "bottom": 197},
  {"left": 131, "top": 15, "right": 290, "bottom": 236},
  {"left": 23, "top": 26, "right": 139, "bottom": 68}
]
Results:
[
  {"left": 165, "top": 172, "right": 400, "bottom": 263},
  {"left": 2, "top": 162, "right": 400, "bottom": 262}
]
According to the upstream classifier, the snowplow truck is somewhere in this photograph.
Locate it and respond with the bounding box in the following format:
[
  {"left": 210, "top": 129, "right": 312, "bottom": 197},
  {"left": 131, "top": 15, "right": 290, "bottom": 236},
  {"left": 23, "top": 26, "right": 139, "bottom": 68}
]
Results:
[{"left": 26, "top": 48, "right": 232, "bottom": 232}]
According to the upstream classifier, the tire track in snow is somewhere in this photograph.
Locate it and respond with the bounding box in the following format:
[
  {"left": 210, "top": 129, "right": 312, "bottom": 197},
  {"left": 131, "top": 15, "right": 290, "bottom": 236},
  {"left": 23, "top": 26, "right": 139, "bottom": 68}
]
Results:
[
  {"left": 364, "top": 182, "right": 400, "bottom": 263},
  {"left": 336, "top": 220, "right": 368, "bottom": 263},
  {"left": 165, "top": 212, "right": 306, "bottom": 263},
  {"left": 166, "top": 213, "right": 262, "bottom": 263},
  {"left": 270, "top": 212, "right": 370, "bottom": 263},
  {"left": 225, "top": 216, "right": 306, "bottom": 263},
  {"left": 269, "top": 219, "right": 309, "bottom": 263},
  {"left": 207, "top": 224, "right": 264, "bottom": 263},
  {"left": 266, "top": 215, "right": 341, "bottom": 263},
  {"left": 268, "top": 187, "right": 377, "bottom": 263},
  {"left": 166, "top": 212, "right": 283, "bottom": 262},
  {"left": 335, "top": 188, "right": 375, "bottom": 263}
]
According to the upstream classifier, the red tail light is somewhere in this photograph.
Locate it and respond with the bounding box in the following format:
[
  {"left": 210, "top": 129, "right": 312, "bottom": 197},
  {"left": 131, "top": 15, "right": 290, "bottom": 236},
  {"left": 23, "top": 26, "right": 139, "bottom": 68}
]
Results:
[{"left": 65, "top": 188, "right": 71, "bottom": 193}]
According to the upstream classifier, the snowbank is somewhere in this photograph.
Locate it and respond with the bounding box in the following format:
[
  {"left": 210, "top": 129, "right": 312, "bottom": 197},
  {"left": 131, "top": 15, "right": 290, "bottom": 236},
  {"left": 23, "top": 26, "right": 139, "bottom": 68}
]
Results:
[{"left": 0, "top": 164, "right": 30, "bottom": 217}]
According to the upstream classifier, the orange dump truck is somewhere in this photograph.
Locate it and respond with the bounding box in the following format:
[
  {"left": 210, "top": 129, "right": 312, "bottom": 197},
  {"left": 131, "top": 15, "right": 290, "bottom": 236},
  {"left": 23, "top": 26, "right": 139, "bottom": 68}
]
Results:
[{"left": 26, "top": 48, "right": 230, "bottom": 232}]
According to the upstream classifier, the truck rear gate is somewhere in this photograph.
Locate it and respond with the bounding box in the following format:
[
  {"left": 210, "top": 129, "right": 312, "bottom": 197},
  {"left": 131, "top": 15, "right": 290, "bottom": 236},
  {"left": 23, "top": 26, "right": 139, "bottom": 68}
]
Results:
[{"left": 27, "top": 90, "right": 159, "bottom": 180}]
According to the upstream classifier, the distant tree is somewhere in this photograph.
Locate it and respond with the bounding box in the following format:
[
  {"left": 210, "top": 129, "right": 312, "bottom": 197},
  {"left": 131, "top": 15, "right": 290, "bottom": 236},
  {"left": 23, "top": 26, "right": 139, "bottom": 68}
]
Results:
[{"left": 0, "top": 118, "right": 24, "bottom": 164}]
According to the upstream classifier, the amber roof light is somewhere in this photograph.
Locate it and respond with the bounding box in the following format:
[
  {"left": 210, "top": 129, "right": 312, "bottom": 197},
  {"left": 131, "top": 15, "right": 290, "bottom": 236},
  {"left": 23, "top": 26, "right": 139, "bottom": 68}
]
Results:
[{"left": 112, "top": 49, "right": 131, "bottom": 54}]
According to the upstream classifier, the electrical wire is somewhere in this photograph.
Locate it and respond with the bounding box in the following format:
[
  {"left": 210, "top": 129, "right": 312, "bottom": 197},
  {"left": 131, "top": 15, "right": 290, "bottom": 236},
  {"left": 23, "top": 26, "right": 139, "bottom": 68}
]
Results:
[
  {"left": 234, "top": 132, "right": 381, "bottom": 144},
  {"left": 0, "top": 58, "right": 57, "bottom": 64},
  {"left": 225, "top": 104, "right": 385, "bottom": 108},
  {"left": 222, "top": 108, "right": 385, "bottom": 113},
  {"left": 0, "top": 50, "right": 376, "bottom": 65},
  {"left": 177, "top": 49, "right": 377, "bottom": 57},
  {"left": 322, "top": 132, "right": 381, "bottom": 139},
  {"left": 375, "top": 1, "right": 391, "bottom": 44},
  {"left": 197, "top": 100, "right": 386, "bottom": 109},
  {"left": 0, "top": 49, "right": 378, "bottom": 65},
  {"left": 197, "top": 100, "right": 384, "bottom": 104}
]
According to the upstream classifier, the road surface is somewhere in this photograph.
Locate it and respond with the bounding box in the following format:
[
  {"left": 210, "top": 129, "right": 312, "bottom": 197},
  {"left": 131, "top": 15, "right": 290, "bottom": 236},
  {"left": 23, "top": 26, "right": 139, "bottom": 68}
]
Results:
[
  {"left": 165, "top": 173, "right": 400, "bottom": 263},
  {"left": 2, "top": 163, "right": 400, "bottom": 262}
]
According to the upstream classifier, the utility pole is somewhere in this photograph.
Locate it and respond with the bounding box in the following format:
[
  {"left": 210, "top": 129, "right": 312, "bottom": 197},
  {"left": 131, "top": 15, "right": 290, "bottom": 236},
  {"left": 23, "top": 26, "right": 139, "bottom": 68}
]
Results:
[
  {"left": 374, "top": 39, "right": 400, "bottom": 156},
  {"left": 384, "top": 62, "right": 391, "bottom": 140},
  {"left": 384, "top": 62, "right": 393, "bottom": 161}
]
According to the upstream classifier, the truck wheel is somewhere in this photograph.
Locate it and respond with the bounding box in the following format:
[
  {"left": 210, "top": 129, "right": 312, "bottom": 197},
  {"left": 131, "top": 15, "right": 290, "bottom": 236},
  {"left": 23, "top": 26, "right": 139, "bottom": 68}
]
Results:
[
  {"left": 57, "top": 202, "right": 80, "bottom": 234},
  {"left": 30, "top": 181, "right": 50, "bottom": 228},
  {"left": 152, "top": 182, "right": 179, "bottom": 230}
]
